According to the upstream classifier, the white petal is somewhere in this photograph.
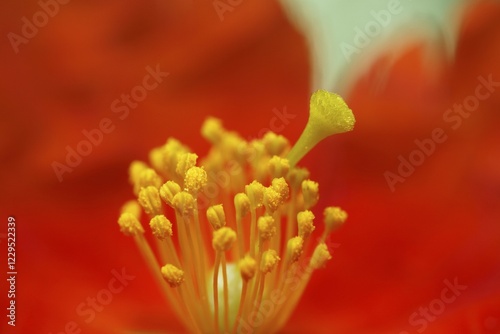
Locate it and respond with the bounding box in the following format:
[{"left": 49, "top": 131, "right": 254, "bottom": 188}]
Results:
[{"left": 279, "top": 0, "right": 471, "bottom": 94}]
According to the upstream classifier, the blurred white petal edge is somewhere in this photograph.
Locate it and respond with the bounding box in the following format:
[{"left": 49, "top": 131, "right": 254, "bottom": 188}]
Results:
[{"left": 278, "top": 0, "right": 471, "bottom": 95}]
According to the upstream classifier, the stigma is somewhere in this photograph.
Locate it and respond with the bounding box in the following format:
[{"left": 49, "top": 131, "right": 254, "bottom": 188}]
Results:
[{"left": 118, "top": 90, "right": 354, "bottom": 333}]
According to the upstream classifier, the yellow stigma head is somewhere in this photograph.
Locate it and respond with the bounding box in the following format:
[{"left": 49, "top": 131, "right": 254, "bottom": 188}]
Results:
[{"left": 287, "top": 90, "right": 355, "bottom": 167}]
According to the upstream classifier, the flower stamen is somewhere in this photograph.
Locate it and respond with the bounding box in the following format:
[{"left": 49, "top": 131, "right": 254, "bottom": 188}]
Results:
[{"left": 118, "top": 89, "right": 354, "bottom": 333}]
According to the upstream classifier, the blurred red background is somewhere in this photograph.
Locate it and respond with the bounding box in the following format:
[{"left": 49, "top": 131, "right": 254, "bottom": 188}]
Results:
[{"left": 0, "top": 0, "right": 499, "bottom": 333}]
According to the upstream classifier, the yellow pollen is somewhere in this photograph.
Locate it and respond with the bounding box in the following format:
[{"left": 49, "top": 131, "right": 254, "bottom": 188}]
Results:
[
  {"left": 286, "top": 236, "right": 304, "bottom": 264},
  {"left": 129, "top": 161, "right": 147, "bottom": 189},
  {"left": 258, "top": 216, "right": 276, "bottom": 241},
  {"left": 120, "top": 200, "right": 142, "bottom": 219},
  {"left": 118, "top": 89, "right": 353, "bottom": 334},
  {"left": 263, "top": 178, "right": 289, "bottom": 215},
  {"left": 171, "top": 191, "right": 196, "bottom": 218},
  {"left": 324, "top": 206, "right": 348, "bottom": 233},
  {"left": 159, "top": 180, "right": 181, "bottom": 207},
  {"left": 184, "top": 166, "right": 208, "bottom": 194},
  {"left": 268, "top": 156, "right": 290, "bottom": 179},
  {"left": 238, "top": 255, "right": 257, "bottom": 281},
  {"left": 260, "top": 249, "right": 280, "bottom": 274},
  {"left": 161, "top": 264, "right": 185, "bottom": 287},
  {"left": 297, "top": 210, "right": 315, "bottom": 239},
  {"left": 150, "top": 215, "right": 173, "bottom": 239},
  {"left": 176, "top": 152, "right": 198, "bottom": 179},
  {"left": 263, "top": 187, "right": 281, "bottom": 214},
  {"left": 149, "top": 138, "right": 190, "bottom": 179},
  {"left": 302, "top": 180, "right": 319, "bottom": 209},
  {"left": 272, "top": 177, "right": 289, "bottom": 198},
  {"left": 130, "top": 162, "right": 163, "bottom": 195},
  {"left": 138, "top": 186, "right": 162, "bottom": 216},
  {"left": 245, "top": 180, "right": 265, "bottom": 209},
  {"left": 129, "top": 160, "right": 147, "bottom": 178},
  {"left": 118, "top": 212, "right": 144, "bottom": 236},
  {"left": 201, "top": 117, "right": 225, "bottom": 144},
  {"left": 310, "top": 243, "right": 332, "bottom": 269}
]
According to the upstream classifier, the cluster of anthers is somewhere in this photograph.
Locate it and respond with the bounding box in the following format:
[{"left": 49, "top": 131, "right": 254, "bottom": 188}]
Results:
[{"left": 118, "top": 90, "right": 355, "bottom": 334}]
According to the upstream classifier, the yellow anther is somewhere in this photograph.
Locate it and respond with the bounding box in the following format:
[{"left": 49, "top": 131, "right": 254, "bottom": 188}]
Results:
[
  {"left": 129, "top": 160, "right": 148, "bottom": 186},
  {"left": 150, "top": 215, "right": 173, "bottom": 240},
  {"left": 172, "top": 192, "right": 196, "bottom": 218},
  {"left": 286, "top": 167, "right": 310, "bottom": 191},
  {"left": 247, "top": 140, "right": 267, "bottom": 181},
  {"left": 248, "top": 139, "right": 266, "bottom": 161},
  {"left": 138, "top": 186, "right": 162, "bottom": 216},
  {"left": 118, "top": 90, "right": 354, "bottom": 334},
  {"left": 120, "top": 200, "right": 142, "bottom": 219},
  {"left": 149, "top": 140, "right": 169, "bottom": 174},
  {"left": 176, "top": 152, "right": 198, "bottom": 178},
  {"left": 324, "top": 206, "right": 348, "bottom": 233},
  {"left": 161, "top": 264, "right": 185, "bottom": 288},
  {"left": 297, "top": 210, "right": 315, "bottom": 239},
  {"left": 271, "top": 177, "right": 290, "bottom": 201},
  {"left": 257, "top": 216, "right": 276, "bottom": 241},
  {"left": 200, "top": 150, "right": 222, "bottom": 176},
  {"left": 206, "top": 204, "right": 226, "bottom": 230},
  {"left": 149, "top": 147, "right": 165, "bottom": 175},
  {"left": 159, "top": 181, "right": 181, "bottom": 207},
  {"left": 262, "top": 132, "right": 290, "bottom": 157},
  {"left": 263, "top": 187, "right": 282, "bottom": 214},
  {"left": 201, "top": 117, "right": 225, "bottom": 144},
  {"left": 118, "top": 212, "right": 144, "bottom": 236},
  {"left": 302, "top": 180, "right": 319, "bottom": 209},
  {"left": 130, "top": 163, "right": 163, "bottom": 195},
  {"left": 238, "top": 255, "right": 257, "bottom": 281},
  {"left": 287, "top": 236, "right": 304, "bottom": 263},
  {"left": 139, "top": 168, "right": 163, "bottom": 189},
  {"left": 263, "top": 178, "right": 289, "bottom": 214},
  {"left": 212, "top": 227, "right": 237, "bottom": 252},
  {"left": 149, "top": 138, "right": 190, "bottom": 177},
  {"left": 260, "top": 249, "right": 280, "bottom": 274},
  {"left": 268, "top": 156, "right": 290, "bottom": 178},
  {"left": 184, "top": 166, "right": 207, "bottom": 194},
  {"left": 310, "top": 243, "right": 332, "bottom": 269},
  {"left": 245, "top": 181, "right": 265, "bottom": 209},
  {"left": 287, "top": 90, "right": 355, "bottom": 167},
  {"left": 222, "top": 132, "right": 248, "bottom": 163},
  {"left": 234, "top": 193, "right": 251, "bottom": 219}
]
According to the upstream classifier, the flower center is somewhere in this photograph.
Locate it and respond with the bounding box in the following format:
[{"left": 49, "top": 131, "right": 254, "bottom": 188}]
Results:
[{"left": 118, "top": 90, "right": 354, "bottom": 334}]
